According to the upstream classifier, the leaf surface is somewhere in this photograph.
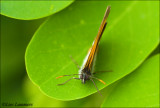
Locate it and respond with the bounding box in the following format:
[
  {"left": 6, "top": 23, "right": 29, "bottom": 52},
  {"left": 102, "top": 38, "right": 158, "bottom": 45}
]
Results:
[
  {"left": 102, "top": 54, "right": 159, "bottom": 107},
  {"left": 1, "top": 1, "right": 73, "bottom": 20},
  {"left": 25, "top": 1, "right": 159, "bottom": 100}
]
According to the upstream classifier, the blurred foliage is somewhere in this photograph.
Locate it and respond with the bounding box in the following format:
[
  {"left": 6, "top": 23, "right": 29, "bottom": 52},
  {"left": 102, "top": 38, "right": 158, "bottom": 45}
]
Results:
[
  {"left": 1, "top": 1, "right": 74, "bottom": 20},
  {"left": 149, "top": 43, "right": 159, "bottom": 58},
  {"left": 102, "top": 54, "right": 159, "bottom": 107},
  {"left": 1, "top": 1, "right": 159, "bottom": 107},
  {"left": 1, "top": 15, "right": 45, "bottom": 105},
  {"left": 23, "top": 75, "right": 118, "bottom": 107},
  {"left": 1, "top": 15, "right": 45, "bottom": 82}
]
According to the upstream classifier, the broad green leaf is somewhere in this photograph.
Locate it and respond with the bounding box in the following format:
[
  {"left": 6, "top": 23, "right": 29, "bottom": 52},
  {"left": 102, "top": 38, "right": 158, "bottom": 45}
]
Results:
[
  {"left": 0, "top": 15, "right": 44, "bottom": 81},
  {"left": 0, "top": 15, "right": 45, "bottom": 105},
  {"left": 102, "top": 54, "right": 159, "bottom": 107},
  {"left": 149, "top": 44, "right": 160, "bottom": 58},
  {"left": 23, "top": 76, "right": 63, "bottom": 107},
  {"left": 24, "top": 76, "right": 92, "bottom": 107},
  {"left": 23, "top": 75, "right": 117, "bottom": 107},
  {"left": 0, "top": 1, "right": 74, "bottom": 20},
  {"left": 25, "top": 1, "right": 159, "bottom": 100}
]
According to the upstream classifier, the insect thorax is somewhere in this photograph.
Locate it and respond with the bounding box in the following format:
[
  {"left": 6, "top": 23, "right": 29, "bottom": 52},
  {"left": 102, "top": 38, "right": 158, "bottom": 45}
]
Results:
[{"left": 79, "top": 68, "right": 92, "bottom": 84}]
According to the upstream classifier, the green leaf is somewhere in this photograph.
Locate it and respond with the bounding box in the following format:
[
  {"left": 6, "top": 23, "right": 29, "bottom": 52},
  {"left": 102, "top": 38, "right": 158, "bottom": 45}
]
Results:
[
  {"left": 102, "top": 54, "right": 159, "bottom": 107},
  {"left": 23, "top": 76, "right": 63, "bottom": 107},
  {"left": 1, "top": 15, "right": 44, "bottom": 81},
  {"left": 0, "top": 15, "right": 45, "bottom": 105},
  {"left": 23, "top": 75, "right": 117, "bottom": 107},
  {"left": 25, "top": 1, "right": 159, "bottom": 100},
  {"left": 0, "top": 1, "right": 74, "bottom": 20}
]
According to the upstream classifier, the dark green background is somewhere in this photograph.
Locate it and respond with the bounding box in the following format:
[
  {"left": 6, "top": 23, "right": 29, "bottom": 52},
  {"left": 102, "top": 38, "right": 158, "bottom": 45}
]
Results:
[{"left": 1, "top": 1, "right": 159, "bottom": 107}]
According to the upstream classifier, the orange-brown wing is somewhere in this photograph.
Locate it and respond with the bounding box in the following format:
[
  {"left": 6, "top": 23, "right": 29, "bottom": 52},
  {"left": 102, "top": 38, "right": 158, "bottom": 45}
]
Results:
[{"left": 84, "top": 6, "right": 111, "bottom": 70}]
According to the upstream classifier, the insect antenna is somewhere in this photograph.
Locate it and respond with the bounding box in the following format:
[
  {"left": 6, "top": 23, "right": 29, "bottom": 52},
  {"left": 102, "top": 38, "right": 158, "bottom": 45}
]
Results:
[
  {"left": 91, "top": 77, "right": 106, "bottom": 85},
  {"left": 70, "top": 55, "right": 80, "bottom": 69},
  {"left": 56, "top": 74, "right": 81, "bottom": 79}
]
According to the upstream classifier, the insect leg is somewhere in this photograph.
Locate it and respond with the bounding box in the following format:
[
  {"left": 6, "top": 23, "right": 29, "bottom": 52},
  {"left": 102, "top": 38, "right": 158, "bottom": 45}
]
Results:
[
  {"left": 90, "top": 78, "right": 102, "bottom": 96},
  {"left": 57, "top": 77, "right": 80, "bottom": 85}
]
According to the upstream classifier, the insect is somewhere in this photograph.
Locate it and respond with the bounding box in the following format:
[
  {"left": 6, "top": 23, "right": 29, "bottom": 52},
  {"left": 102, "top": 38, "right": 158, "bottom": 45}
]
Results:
[{"left": 56, "top": 6, "right": 111, "bottom": 95}]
